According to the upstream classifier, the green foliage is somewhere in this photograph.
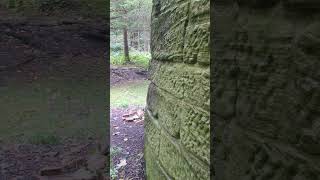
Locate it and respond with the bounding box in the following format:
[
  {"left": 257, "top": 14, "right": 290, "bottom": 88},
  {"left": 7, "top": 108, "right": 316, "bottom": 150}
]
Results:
[
  {"left": 0, "top": 79, "right": 107, "bottom": 144},
  {"left": 110, "top": 146, "right": 122, "bottom": 157},
  {"left": 111, "top": 51, "right": 150, "bottom": 69},
  {"left": 119, "top": 103, "right": 129, "bottom": 108},
  {"left": 28, "top": 132, "right": 61, "bottom": 145},
  {"left": 110, "top": 146, "right": 122, "bottom": 180},
  {"left": 110, "top": 167, "right": 118, "bottom": 180},
  {"left": 110, "top": 43, "right": 123, "bottom": 53},
  {"left": 111, "top": 0, "right": 152, "bottom": 28},
  {"left": 110, "top": 53, "right": 125, "bottom": 65},
  {"left": 131, "top": 51, "right": 151, "bottom": 68}
]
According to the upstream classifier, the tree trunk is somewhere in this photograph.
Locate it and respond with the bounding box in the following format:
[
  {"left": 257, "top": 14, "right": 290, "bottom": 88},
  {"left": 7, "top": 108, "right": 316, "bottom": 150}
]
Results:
[
  {"left": 123, "top": 27, "right": 130, "bottom": 63},
  {"left": 138, "top": 31, "right": 140, "bottom": 51},
  {"left": 144, "top": 30, "right": 149, "bottom": 52}
]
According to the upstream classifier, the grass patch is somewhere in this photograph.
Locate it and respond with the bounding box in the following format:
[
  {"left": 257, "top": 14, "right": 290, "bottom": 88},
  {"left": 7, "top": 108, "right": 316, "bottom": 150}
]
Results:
[
  {"left": 110, "top": 146, "right": 122, "bottom": 180},
  {"left": 110, "top": 51, "right": 150, "bottom": 69},
  {"left": 110, "top": 80, "right": 149, "bottom": 108},
  {"left": 28, "top": 132, "right": 61, "bottom": 145},
  {"left": 0, "top": 78, "right": 107, "bottom": 143}
]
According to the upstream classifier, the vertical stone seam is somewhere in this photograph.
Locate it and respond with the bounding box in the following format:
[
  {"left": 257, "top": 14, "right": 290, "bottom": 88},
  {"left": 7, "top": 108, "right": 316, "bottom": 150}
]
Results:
[
  {"left": 181, "top": 0, "right": 191, "bottom": 63},
  {"left": 157, "top": 160, "right": 173, "bottom": 180}
]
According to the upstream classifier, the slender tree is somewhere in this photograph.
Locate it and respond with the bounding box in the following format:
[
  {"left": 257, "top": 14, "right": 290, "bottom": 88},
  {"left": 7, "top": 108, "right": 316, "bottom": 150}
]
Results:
[
  {"left": 111, "top": 0, "right": 152, "bottom": 62},
  {"left": 123, "top": 26, "right": 130, "bottom": 62}
]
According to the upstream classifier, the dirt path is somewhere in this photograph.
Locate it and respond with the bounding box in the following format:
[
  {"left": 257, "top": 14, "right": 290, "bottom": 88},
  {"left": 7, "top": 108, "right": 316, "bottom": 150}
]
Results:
[
  {"left": 110, "top": 108, "right": 145, "bottom": 180},
  {"left": 110, "top": 68, "right": 147, "bottom": 180}
]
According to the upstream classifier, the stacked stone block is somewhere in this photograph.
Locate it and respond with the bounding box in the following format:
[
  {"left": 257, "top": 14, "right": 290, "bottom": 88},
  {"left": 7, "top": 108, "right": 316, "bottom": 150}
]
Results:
[
  {"left": 145, "top": 0, "right": 210, "bottom": 179},
  {"left": 213, "top": 1, "right": 320, "bottom": 180}
]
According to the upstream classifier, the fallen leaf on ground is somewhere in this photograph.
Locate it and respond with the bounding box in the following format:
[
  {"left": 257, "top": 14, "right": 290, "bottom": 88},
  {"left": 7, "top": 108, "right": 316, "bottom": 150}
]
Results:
[
  {"left": 116, "top": 159, "right": 127, "bottom": 169},
  {"left": 113, "top": 132, "right": 120, "bottom": 136},
  {"left": 137, "top": 153, "right": 143, "bottom": 159},
  {"left": 134, "top": 119, "right": 143, "bottom": 124},
  {"left": 136, "top": 109, "right": 144, "bottom": 117}
]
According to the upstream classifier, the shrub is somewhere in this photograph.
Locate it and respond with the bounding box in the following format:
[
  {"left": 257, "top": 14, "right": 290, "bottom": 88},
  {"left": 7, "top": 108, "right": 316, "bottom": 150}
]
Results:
[
  {"left": 110, "top": 51, "right": 151, "bottom": 69},
  {"left": 110, "top": 146, "right": 122, "bottom": 179},
  {"left": 110, "top": 53, "right": 125, "bottom": 65},
  {"left": 130, "top": 51, "right": 151, "bottom": 69}
]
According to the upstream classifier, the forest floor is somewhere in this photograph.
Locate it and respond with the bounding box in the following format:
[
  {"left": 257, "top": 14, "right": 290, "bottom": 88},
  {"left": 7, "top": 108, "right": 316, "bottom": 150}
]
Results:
[
  {"left": 0, "top": 7, "right": 108, "bottom": 179},
  {"left": 0, "top": 6, "right": 148, "bottom": 180},
  {"left": 110, "top": 67, "right": 148, "bottom": 180}
]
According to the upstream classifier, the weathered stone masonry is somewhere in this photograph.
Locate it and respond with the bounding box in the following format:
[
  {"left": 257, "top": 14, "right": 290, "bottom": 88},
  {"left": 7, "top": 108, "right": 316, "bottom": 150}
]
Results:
[
  {"left": 145, "top": 0, "right": 210, "bottom": 179},
  {"left": 213, "top": 1, "right": 320, "bottom": 180}
]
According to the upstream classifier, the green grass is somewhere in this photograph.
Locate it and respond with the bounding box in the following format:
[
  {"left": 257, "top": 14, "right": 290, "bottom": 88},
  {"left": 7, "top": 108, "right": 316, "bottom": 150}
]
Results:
[
  {"left": 0, "top": 78, "right": 107, "bottom": 144},
  {"left": 110, "top": 51, "right": 151, "bottom": 69},
  {"left": 110, "top": 146, "right": 122, "bottom": 180},
  {"left": 110, "top": 80, "right": 149, "bottom": 108}
]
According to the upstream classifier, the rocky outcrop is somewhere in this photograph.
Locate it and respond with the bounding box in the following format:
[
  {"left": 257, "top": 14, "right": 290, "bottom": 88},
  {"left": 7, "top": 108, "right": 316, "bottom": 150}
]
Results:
[
  {"left": 144, "top": 0, "right": 210, "bottom": 179},
  {"left": 213, "top": 1, "right": 320, "bottom": 179}
]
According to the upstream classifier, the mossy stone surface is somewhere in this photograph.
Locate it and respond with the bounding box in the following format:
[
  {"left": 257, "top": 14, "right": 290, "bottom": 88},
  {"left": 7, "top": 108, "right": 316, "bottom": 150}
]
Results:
[{"left": 145, "top": 0, "right": 210, "bottom": 179}]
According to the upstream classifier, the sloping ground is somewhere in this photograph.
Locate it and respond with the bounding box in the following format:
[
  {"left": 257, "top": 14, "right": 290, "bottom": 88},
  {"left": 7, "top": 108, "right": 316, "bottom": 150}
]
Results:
[
  {"left": 0, "top": 8, "right": 109, "bottom": 179},
  {"left": 0, "top": 7, "right": 108, "bottom": 141},
  {"left": 111, "top": 66, "right": 147, "bottom": 86},
  {"left": 0, "top": 12, "right": 107, "bottom": 79},
  {"left": 111, "top": 107, "right": 145, "bottom": 180},
  {"left": 0, "top": 140, "right": 107, "bottom": 179},
  {"left": 110, "top": 67, "right": 148, "bottom": 179}
]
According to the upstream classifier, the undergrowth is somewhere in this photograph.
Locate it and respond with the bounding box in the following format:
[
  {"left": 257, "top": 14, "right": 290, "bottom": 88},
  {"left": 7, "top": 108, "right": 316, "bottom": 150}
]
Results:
[
  {"left": 110, "top": 51, "right": 150, "bottom": 69},
  {"left": 110, "top": 146, "right": 122, "bottom": 180},
  {"left": 28, "top": 132, "right": 61, "bottom": 145}
]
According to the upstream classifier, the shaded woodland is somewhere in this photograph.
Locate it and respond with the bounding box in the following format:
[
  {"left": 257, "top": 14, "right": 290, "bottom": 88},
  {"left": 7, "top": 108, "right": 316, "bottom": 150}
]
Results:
[
  {"left": 0, "top": 1, "right": 108, "bottom": 179},
  {"left": 110, "top": 0, "right": 151, "bottom": 67}
]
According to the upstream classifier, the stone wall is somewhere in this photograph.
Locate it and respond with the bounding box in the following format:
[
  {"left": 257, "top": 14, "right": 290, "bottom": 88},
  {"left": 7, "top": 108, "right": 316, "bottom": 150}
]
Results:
[
  {"left": 213, "top": 1, "right": 320, "bottom": 180},
  {"left": 144, "top": 0, "right": 210, "bottom": 179}
]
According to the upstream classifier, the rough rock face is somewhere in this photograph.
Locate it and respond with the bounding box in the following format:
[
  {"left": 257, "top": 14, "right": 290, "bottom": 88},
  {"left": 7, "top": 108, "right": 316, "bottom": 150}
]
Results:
[
  {"left": 213, "top": 1, "right": 320, "bottom": 180},
  {"left": 144, "top": 0, "right": 210, "bottom": 179}
]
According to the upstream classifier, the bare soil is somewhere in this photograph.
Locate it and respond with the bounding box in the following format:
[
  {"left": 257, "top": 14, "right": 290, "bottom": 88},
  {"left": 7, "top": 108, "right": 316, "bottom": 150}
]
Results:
[
  {"left": 0, "top": 140, "right": 107, "bottom": 180},
  {"left": 0, "top": 7, "right": 108, "bottom": 180},
  {"left": 111, "top": 66, "right": 147, "bottom": 86},
  {"left": 0, "top": 6, "right": 147, "bottom": 180},
  {"left": 110, "top": 107, "right": 145, "bottom": 180},
  {"left": 110, "top": 66, "right": 147, "bottom": 180},
  {"left": 0, "top": 8, "right": 107, "bottom": 84}
]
